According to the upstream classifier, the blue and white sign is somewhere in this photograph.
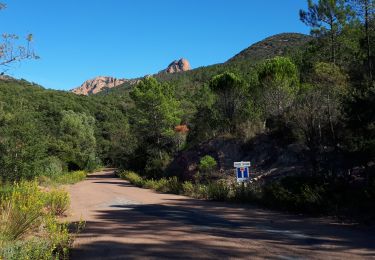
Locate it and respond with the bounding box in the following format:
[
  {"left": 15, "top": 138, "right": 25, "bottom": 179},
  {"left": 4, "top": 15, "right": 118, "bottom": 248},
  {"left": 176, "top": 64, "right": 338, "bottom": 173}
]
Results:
[{"left": 234, "top": 161, "right": 251, "bottom": 182}]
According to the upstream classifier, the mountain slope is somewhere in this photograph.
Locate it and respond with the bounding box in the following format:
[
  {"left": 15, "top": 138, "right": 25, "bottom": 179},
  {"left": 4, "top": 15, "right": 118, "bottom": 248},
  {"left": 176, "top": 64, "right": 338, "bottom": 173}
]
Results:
[
  {"left": 88, "top": 33, "right": 312, "bottom": 96},
  {"left": 71, "top": 58, "right": 192, "bottom": 96},
  {"left": 227, "top": 33, "right": 311, "bottom": 63}
]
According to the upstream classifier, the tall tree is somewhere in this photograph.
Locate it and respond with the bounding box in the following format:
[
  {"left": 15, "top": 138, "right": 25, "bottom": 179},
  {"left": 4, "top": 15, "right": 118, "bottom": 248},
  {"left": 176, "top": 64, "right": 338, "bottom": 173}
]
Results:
[
  {"left": 349, "top": 0, "right": 375, "bottom": 80},
  {"left": 300, "top": 0, "right": 349, "bottom": 64},
  {"left": 257, "top": 57, "right": 299, "bottom": 122},
  {"left": 312, "top": 62, "right": 348, "bottom": 142},
  {"left": 130, "top": 77, "right": 181, "bottom": 175},
  {"left": 59, "top": 110, "right": 97, "bottom": 171},
  {"left": 209, "top": 72, "right": 249, "bottom": 133}
]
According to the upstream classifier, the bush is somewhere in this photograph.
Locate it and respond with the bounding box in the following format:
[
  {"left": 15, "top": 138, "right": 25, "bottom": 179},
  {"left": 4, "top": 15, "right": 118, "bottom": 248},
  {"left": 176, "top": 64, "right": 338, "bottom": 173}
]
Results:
[
  {"left": 1, "top": 238, "right": 55, "bottom": 260},
  {"left": 166, "top": 176, "right": 182, "bottom": 194},
  {"left": 206, "top": 180, "right": 230, "bottom": 201},
  {"left": 0, "top": 181, "right": 72, "bottom": 259},
  {"left": 194, "top": 184, "right": 208, "bottom": 199},
  {"left": 182, "top": 181, "right": 194, "bottom": 195},
  {"left": 143, "top": 179, "right": 158, "bottom": 190},
  {"left": 50, "top": 170, "right": 87, "bottom": 185},
  {"left": 199, "top": 155, "right": 217, "bottom": 173},
  {"left": 39, "top": 156, "right": 64, "bottom": 177},
  {"left": 0, "top": 181, "right": 44, "bottom": 241},
  {"left": 152, "top": 178, "right": 168, "bottom": 192},
  {"left": 262, "top": 176, "right": 327, "bottom": 213},
  {"left": 43, "top": 188, "right": 70, "bottom": 216},
  {"left": 232, "top": 182, "right": 262, "bottom": 202},
  {"left": 119, "top": 171, "right": 145, "bottom": 187}
]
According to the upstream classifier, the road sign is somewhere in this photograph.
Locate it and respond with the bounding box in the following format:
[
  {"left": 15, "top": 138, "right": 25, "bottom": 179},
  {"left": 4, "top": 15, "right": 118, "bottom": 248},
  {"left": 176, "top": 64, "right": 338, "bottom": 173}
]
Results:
[
  {"left": 234, "top": 161, "right": 251, "bottom": 182},
  {"left": 234, "top": 161, "right": 251, "bottom": 168}
]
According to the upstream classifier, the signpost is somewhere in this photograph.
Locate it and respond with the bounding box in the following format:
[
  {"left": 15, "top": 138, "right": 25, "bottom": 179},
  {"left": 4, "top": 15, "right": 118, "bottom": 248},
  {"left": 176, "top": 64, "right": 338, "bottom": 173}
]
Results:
[{"left": 234, "top": 161, "right": 251, "bottom": 183}]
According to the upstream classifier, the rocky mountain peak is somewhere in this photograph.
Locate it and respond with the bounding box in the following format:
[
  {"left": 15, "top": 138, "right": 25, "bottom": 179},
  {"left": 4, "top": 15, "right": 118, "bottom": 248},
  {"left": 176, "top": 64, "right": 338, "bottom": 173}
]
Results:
[
  {"left": 71, "top": 76, "right": 129, "bottom": 95},
  {"left": 163, "top": 58, "right": 191, "bottom": 73}
]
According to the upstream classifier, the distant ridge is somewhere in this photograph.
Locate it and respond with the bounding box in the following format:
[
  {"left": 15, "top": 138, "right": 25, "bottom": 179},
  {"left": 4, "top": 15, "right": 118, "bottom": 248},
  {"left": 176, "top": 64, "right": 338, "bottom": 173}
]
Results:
[
  {"left": 227, "top": 33, "right": 311, "bottom": 63},
  {"left": 71, "top": 76, "right": 138, "bottom": 96},
  {"left": 71, "top": 58, "right": 192, "bottom": 96},
  {"left": 71, "top": 33, "right": 311, "bottom": 95}
]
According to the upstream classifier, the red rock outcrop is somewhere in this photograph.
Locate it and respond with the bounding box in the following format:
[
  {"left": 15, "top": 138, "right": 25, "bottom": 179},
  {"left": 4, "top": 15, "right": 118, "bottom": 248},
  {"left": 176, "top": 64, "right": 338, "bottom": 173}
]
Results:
[
  {"left": 163, "top": 58, "right": 191, "bottom": 73},
  {"left": 71, "top": 76, "right": 128, "bottom": 95}
]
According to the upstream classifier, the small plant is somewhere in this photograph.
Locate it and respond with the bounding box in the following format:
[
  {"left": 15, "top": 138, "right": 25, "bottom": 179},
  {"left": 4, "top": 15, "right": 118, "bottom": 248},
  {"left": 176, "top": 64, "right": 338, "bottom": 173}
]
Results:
[
  {"left": 232, "top": 182, "right": 262, "bottom": 203},
  {"left": 119, "top": 171, "right": 145, "bottom": 187},
  {"left": 43, "top": 188, "right": 70, "bottom": 216},
  {"left": 207, "top": 180, "right": 230, "bottom": 201},
  {"left": 0, "top": 181, "right": 44, "bottom": 241},
  {"left": 166, "top": 176, "right": 182, "bottom": 194},
  {"left": 0, "top": 181, "right": 73, "bottom": 259},
  {"left": 199, "top": 155, "right": 217, "bottom": 173},
  {"left": 51, "top": 170, "right": 87, "bottom": 185},
  {"left": 182, "top": 181, "right": 194, "bottom": 195}
]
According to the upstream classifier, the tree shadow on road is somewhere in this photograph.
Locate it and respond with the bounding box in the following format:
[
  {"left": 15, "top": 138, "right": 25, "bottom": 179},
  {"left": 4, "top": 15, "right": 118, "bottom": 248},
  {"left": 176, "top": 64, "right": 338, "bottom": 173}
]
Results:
[{"left": 71, "top": 202, "right": 375, "bottom": 259}]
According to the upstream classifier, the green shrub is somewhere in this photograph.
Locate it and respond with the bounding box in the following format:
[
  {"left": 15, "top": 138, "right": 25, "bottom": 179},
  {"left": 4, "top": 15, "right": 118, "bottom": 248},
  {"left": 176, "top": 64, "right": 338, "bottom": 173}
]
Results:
[
  {"left": 1, "top": 238, "right": 54, "bottom": 260},
  {"left": 154, "top": 178, "right": 169, "bottom": 192},
  {"left": 119, "top": 171, "right": 145, "bottom": 187},
  {"left": 0, "top": 181, "right": 44, "bottom": 241},
  {"left": 182, "top": 181, "right": 194, "bottom": 195},
  {"left": 143, "top": 179, "right": 158, "bottom": 190},
  {"left": 166, "top": 177, "right": 182, "bottom": 194},
  {"left": 207, "top": 180, "right": 230, "bottom": 201},
  {"left": 43, "top": 188, "right": 70, "bottom": 216},
  {"left": 199, "top": 155, "right": 217, "bottom": 173},
  {"left": 194, "top": 184, "right": 208, "bottom": 199},
  {"left": 51, "top": 170, "right": 87, "bottom": 185},
  {"left": 39, "top": 156, "right": 64, "bottom": 177},
  {"left": 262, "top": 177, "right": 327, "bottom": 213},
  {"left": 232, "top": 182, "right": 262, "bottom": 202},
  {"left": 0, "top": 181, "right": 72, "bottom": 259}
]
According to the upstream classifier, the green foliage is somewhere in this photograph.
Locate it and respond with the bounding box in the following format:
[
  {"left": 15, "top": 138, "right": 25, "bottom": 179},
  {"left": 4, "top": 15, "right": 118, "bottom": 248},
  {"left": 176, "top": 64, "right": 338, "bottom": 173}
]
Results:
[
  {"left": 209, "top": 72, "right": 250, "bottom": 133},
  {"left": 300, "top": 0, "right": 350, "bottom": 64},
  {"left": 0, "top": 78, "right": 133, "bottom": 181},
  {"left": 0, "top": 181, "right": 72, "bottom": 259},
  {"left": 43, "top": 188, "right": 70, "bottom": 216},
  {"left": 0, "top": 181, "right": 44, "bottom": 241},
  {"left": 257, "top": 56, "right": 300, "bottom": 118},
  {"left": 182, "top": 181, "right": 195, "bottom": 195},
  {"left": 206, "top": 180, "right": 230, "bottom": 201},
  {"left": 119, "top": 171, "right": 145, "bottom": 187},
  {"left": 232, "top": 182, "right": 262, "bottom": 202},
  {"left": 39, "top": 170, "right": 87, "bottom": 186},
  {"left": 130, "top": 77, "right": 182, "bottom": 175},
  {"left": 59, "top": 110, "right": 98, "bottom": 171},
  {"left": 0, "top": 109, "right": 47, "bottom": 180},
  {"left": 199, "top": 155, "right": 217, "bottom": 173}
]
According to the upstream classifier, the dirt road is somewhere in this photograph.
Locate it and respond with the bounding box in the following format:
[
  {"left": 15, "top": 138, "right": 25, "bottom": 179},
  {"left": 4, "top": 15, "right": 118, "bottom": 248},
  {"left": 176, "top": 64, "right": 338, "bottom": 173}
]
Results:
[{"left": 67, "top": 169, "right": 375, "bottom": 259}]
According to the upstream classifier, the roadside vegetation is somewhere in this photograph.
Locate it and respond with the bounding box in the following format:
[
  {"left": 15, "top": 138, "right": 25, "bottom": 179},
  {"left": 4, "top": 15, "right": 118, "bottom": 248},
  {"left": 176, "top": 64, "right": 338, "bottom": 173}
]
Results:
[
  {"left": 0, "top": 171, "right": 87, "bottom": 259},
  {"left": 120, "top": 170, "right": 375, "bottom": 222}
]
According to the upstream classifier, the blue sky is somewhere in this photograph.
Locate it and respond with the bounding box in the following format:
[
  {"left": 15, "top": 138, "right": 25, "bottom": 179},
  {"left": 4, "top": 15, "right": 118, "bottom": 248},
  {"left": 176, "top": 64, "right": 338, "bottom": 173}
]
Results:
[{"left": 2, "top": 0, "right": 310, "bottom": 90}]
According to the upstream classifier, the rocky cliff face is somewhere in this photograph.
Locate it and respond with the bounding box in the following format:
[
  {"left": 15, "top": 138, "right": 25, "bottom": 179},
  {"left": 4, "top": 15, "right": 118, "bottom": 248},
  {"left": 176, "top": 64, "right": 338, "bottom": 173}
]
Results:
[
  {"left": 71, "top": 58, "right": 192, "bottom": 95},
  {"left": 71, "top": 76, "right": 129, "bottom": 95},
  {"left": 162, "top": 58, "right": 191, "bottom": 73}
]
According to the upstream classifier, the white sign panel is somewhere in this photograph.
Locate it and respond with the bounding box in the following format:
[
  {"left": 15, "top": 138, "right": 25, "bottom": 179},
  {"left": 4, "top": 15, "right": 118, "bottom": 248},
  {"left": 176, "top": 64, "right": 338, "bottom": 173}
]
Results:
[{"left": 233, "top": 161, "right": 251, "bottom": 168}]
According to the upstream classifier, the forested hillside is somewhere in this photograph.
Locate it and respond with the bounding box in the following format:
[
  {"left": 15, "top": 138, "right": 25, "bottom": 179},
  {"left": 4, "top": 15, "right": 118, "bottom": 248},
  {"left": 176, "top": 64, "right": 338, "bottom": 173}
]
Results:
[
  {"left": 0, "top": 0, "right": 374, "bottom": 219},
  {"left": 0, "top": 78, "right": 131, "bottom": 180}
]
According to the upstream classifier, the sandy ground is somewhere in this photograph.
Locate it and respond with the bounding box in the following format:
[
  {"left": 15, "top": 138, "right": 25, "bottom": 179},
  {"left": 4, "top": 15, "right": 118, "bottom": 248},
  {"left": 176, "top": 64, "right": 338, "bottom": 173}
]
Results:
[{"left": 66, "top": 169, "right": 375, "bottom": 259}]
